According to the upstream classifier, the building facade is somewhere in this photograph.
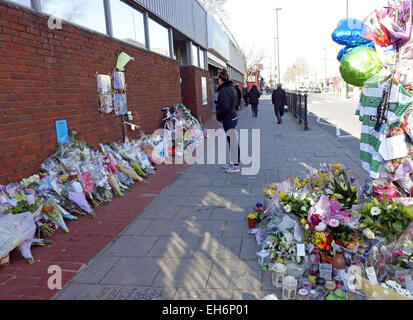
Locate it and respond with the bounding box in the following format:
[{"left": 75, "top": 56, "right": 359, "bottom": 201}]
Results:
[{"left": 0, "top": 0, "right": 246, "bottom": 184}]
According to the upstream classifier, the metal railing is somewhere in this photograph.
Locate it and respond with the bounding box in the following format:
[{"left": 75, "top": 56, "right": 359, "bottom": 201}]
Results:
[{"left": 286, "top": 91, "right": 309, "bottom": 131}]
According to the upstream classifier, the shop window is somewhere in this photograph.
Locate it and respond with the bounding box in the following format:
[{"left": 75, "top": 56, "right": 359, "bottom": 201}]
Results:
[
  {"left": 110, "top": 0, "right": 145, "bottom": 47},
  {"left": 191, "top": 43, "right": 199, "bottom": 67},
  {"left": 199, "top": 49, "right": 205, "bottom": 69},
  {"left": 148, "top": 17, "right": 170, "bottom": 57},
  {"left": 8, "top": 0, "right": 32, "bottom": 8},
  {"left": 40, "top": 0, "right": 107, "bottom": 34}
]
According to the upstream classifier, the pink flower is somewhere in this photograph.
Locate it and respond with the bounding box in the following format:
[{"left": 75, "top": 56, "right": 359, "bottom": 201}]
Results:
[{"left": 328, "top": 219, "right": 340, "bottom": 228}]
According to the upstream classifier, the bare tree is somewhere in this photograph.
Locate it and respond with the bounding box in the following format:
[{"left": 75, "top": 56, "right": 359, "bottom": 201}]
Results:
[
  {"left": 283, "top": 57, "right": 309, "bottom": 86},
  {"left": 240, "top": 42, "right": 268, "bottom": 84},
  {"left": 198, "top": 0, "right": 229, "bottom": 21}
]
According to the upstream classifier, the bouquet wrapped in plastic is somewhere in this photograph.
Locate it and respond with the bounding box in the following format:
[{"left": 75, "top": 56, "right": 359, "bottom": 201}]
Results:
[{"left": 0, "top": 212, "right": 36, "bottom": 264}]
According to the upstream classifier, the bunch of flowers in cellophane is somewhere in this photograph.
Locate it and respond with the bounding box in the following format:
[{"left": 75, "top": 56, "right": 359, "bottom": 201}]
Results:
[
  {"left": 261, "top": 231, "right": 299, "bottom": 265},
  {"left": 0, "top": 212, "right": 36, "bottom": 265},
  {"left": 137, "top": 134, "right": 165, "bottom": 165},
  {"left": 61, "top": 180, "right": 95, "bottom": 217},
  {"left": 108, "top": 141, "right": 154, "bottom": 178},
  {"left": 322, "top": 164, "right": 359, "bottom": 209}
]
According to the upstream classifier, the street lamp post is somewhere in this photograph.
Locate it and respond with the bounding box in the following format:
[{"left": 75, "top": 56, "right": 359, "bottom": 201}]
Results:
[
  {"left": 276, "top": 8, "right": 282, "bottom": 83},
  {"left": 324, "top": 48, "right": 327, "bottom": 92},
  {"left": 345, "top": 0, "right": 350, "bottom": 98}
]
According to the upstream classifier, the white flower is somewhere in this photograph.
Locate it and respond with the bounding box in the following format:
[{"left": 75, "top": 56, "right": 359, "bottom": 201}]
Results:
[
  {"left": 300, "top": 206, "right": 307, "bottom": 212},
  {"left": 370, "top": 207, "right": 381, "bottom": 216},
  {"left": 315, "top": 222, "right": 327, "bottom": 232},
  {"left": 363, "top": 228, "right": 376, "bottom": 240},
  {"left": 305, "top": 224, "right": 310, "bottom": 230},
  {"left": 293, "top": 192, "right": 299, "bottom": 199},
  {"left": 386, "top": 205, "right": 393, "bottom": 210},
  {"left": 309, "top": 199, "right": 315, "bottom": 206},
  {"left": 316, "top": 208, "right": 326, "bottom": 216},
  {"left": 284, "top": 204, "right": 292, "bottom": 213}
]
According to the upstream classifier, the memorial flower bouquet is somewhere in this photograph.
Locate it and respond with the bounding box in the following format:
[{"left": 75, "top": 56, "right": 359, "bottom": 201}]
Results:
[
  {"left": 354, "top": 197, "right": 413, "bottom": 244},
  {"left": 279, "top": 191, "right": 315, "bottom": 220},
  {"left": 324, "top": 165, "right": 358, "bottom": 209}
]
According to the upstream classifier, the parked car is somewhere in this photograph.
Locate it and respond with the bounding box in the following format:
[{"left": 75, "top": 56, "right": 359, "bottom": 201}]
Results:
[
  {"left": 297, "top": 86, "right": 309, "bottom": 93},
  {"left": 313, "top": 87, "right": 321, "bottom": 93}
]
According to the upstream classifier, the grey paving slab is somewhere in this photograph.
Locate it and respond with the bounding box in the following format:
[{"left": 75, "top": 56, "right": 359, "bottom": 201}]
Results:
[
  {"left": 147, "top": 235, "right": 202, "bottom": 258},
  {"left": 143, "top": 219, "right": 187, "bottom": 236},
  {"left": 54, "top": 284, "right": 124, "bottom": 300},
  {"left": 206, "top": 259, "right": 263, "bottom": 290},
  {"left": 193, "top": 236, "right": 242, "bottom": 260},
  {"left": 72, "top": 256, "right": 120, "bottom": 284},
  {"left": 115, "top": 286, "right": 177, "bottom": 300},
  {"left": 173, "top": 288, "right": 233, "bottom": 300},
  {"left": 173, "top": 206, "right": 213, "bottom": 221},
  {"left": 182, "top": 219, "right": 226, "bottom": 237},
  {"left": 121, "top": 219, "right": 152, "bottom": 235},
  {"left": 153, "top": 257, "right": 214, "bottom": 289},
  {"left": 137, "top": 206, "right": 180, "bottom": 220},
  {"left": 101, "top": 235, "right": 158, "bottom": 257},
  {"left": 100, "top": 257, "right": 165, "bottom": 286},
  {"left": 210, "top": 207, "right": 246, "bottom": 221},
  {"left": 221, "top": 220, "right": 250, "bottom": 237}
]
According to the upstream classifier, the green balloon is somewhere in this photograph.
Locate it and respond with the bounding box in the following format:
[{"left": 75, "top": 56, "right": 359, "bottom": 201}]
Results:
[{"left": 339, "top": 46, "right": 382, "bottom": 87}]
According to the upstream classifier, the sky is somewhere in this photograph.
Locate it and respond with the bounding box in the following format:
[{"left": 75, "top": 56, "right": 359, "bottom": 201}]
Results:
[{"left": 223, "top": 0, "right": 388, "bottom": 84}]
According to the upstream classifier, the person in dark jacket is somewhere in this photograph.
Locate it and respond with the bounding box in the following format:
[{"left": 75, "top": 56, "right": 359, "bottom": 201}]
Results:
[
  {"left": 249, "top": 85, "right": 261, "bottom": 117},
  {"left": 216, "top": 69, "right": 240, "bottom": 174},
  {"left": 272, "top": 83, "right": 287, "bottom": 124},
  {"left": 235, "top": 84, "right": 242, "bottom": 111},
  {"left": 242, "top": 86, "right": 249, "bottom": 106}
]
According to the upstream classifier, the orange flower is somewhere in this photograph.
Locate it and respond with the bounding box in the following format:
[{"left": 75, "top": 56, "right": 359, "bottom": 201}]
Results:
[{"left": 317, "top": 240, "right": 327, "bottom": 249}]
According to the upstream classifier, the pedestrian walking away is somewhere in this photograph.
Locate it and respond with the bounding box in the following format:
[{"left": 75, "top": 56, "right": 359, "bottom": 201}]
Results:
[
  {"left": 216, "top": 69, "right": 241, "bottom": 174},
  {"left": 249, "top": 84, "right": 261, "bottom": 118},
  {"left": 235, "top": 84, "right": 242, "bottom": 111},
  {"left": 272, "top": 83, "right": 287, "bottom": 124},
  {"left": 242, "top": 86, "right": 249, "bottom": 107}
]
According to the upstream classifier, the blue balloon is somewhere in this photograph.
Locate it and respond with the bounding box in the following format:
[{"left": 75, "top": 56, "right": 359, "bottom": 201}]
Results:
[
  {"left": 337, "top": 42, "right": 376, "bottom": 62},
  {"left": 332, "top": 18, "right": 372, "bottom": 47}
]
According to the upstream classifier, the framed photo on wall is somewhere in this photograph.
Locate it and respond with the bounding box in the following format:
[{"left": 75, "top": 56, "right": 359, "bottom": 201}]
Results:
[
  {"left": 97, "top": 74, "right": 111, "bottom": 95},
  {"left": 113, "top": 93, "right": 128, "bottom": 115}
]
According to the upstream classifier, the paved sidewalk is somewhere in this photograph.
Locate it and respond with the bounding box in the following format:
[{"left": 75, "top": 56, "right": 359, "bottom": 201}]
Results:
[{"left": 53, "top": 98, "right": 368, "bottom": 300}]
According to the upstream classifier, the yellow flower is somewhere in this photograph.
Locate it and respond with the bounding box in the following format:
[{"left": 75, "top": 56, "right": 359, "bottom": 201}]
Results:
[
  {"left": 315, "top": 232, "right": 326, "bottom": 242},
  {"left": 351, "top": 186, "right": 356, "bottom": 192},
  {"left": 333, "top": 164, "right": 341, "bottom": 170},
  {"left": 279, "top": 192, "right": 286, "bottom": 199},
  {"left": 294, "top": 178, "right": 300, "bottom": 185},
  {"left": 277, "top": 258, "right": 285, "bottom": 264},
  {"left": 247, "top": 212, "right": 259, "bottom": 220},
  {"left": 300, "top": 218, "right": 307, "bottom": 225},
  {"left": 331, "top": 195, "right": 338, "bottom": 200}
]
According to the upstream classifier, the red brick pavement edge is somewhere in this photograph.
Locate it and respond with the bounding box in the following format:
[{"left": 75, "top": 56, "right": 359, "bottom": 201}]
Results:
[{"left": 0, "top": 115, "right": 222, "bottom": 300}]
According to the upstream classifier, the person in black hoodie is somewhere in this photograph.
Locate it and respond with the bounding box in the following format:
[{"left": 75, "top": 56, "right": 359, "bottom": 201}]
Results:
[
  {"left": 242, "top": 86, "right": 249, "bottom": 106},
  {"left": 235, "top": 84, "right": 242, "bottom": 111},
  {"left": 216, "top": 69, "right": 240, "bottom": 174},
  {"left": 249, "top": 85, "right": 261, "bottom": 117},
  {"left": 272, "top": 83, "right": 287, "bottom": 124}
]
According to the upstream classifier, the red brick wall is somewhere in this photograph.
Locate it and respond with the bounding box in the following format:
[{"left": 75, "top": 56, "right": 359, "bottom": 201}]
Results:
[
  {"left": 0, "top": 1, "right": 182, "bottom": 184},
  {"left": 180, "top": 65, "right": 211, "bottom": 125}
]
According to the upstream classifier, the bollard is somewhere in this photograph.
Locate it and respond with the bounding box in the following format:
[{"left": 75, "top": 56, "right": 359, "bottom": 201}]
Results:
[{"left": 304, "top": 94, "right": 308, "bottom": 131}]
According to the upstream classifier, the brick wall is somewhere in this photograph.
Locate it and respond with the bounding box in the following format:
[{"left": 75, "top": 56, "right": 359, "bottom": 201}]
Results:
[
  {"left": 0, "top": 1, "right": 182, "bottom": 184},
  {"left": 180, "top": 65, "right": 211, "bottom": 125}
]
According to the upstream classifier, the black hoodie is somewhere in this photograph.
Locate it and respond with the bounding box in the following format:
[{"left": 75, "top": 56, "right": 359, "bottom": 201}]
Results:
[{"left": 216, "top": 80, "right": 238, "bottom": 122}]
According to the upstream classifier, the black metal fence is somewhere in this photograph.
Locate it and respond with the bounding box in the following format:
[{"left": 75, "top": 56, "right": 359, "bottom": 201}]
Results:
[{"left": 286, "top": 91, "right": 309, "bottom": 131}]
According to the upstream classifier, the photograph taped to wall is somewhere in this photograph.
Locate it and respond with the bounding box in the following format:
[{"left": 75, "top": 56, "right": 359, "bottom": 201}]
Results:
[
  {"left": 99, "top": 94, "right": 113, "bottom": 113},
  {"left": 114, "top": 71, "right": 126, "bottom": 90},
  {"left": 97, "top": 74, "right": 111, "bottom": 94},
  {"left": 113, "top": 93, "right": 128, "bottom": 115}
]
